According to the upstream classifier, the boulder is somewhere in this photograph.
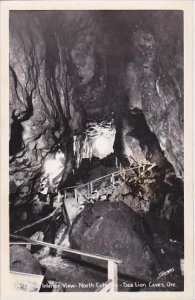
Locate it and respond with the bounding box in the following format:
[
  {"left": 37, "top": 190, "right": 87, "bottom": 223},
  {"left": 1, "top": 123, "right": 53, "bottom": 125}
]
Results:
[
  {"left": 69, "top": 201, "right": 162, "bottom": 281},
  {"left": 92, "top": 201, "right": 112, "bottom": 217},
  {"left": 10, "top": 245, "right": 42, "bottom": 275},
  {"left": 64, "top": 197, "right": 83, "bottom": 225},
  {"left": 69, "top": 214, "right": 88, "bottom": 249}
]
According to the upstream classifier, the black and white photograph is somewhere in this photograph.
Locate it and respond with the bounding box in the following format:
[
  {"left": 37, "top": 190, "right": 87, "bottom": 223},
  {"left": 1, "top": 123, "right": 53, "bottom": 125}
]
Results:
[{"left": 0, "top": 2, "right": 193, "bottom": 297}]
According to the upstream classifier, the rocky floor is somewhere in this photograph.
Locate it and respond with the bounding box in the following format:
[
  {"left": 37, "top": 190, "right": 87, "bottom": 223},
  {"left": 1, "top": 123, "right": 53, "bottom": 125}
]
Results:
[{"left": 10, "top": 161, "right": 184, "bottom": 292}]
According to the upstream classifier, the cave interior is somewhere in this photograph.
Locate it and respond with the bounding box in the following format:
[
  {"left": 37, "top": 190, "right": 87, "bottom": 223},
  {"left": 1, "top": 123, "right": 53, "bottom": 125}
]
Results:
[{"left": 9, "top": 10, "right": 184, "bottom": 292}]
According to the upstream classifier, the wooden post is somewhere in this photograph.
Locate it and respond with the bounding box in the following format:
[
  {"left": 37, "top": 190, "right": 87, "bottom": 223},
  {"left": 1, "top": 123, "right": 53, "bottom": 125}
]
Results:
[
  {"left": 62, "top": 198, "right": 70, "bottom": 226},
  {"left": 26, "top": 243, "right": 31, "bottom": 251},
  {"left": 108, "top": 260, "right": 118, "bottom": 292},
  {"left": 111, "top": 173, "right": 115, "bottom": 187},
  {"left": 142, "top": 165, "right": 146, "bottom": 176},
  {"left": 115, "top": 157, "right": 119, "bottom": 169},
  {"left": 74, "top": 188, "right": 77, "bottom": 201},
  {"left": 88, "top": 184, "right": 90, "bottom": 197},
  {"left": 90, "top": 182, "right": 93, "bottom": 194}
]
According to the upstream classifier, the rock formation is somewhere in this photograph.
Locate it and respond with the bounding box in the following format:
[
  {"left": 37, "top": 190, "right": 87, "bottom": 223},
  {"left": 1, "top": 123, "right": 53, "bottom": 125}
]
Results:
[
  {"left": 69, "top": 201, "right": 162, "bottom": 281},
  {"left": 9, "top": 10, "right": 183, "bottom": 228},
  {"left": 9, "top": 11, "right": 184, "bottom": 291}
]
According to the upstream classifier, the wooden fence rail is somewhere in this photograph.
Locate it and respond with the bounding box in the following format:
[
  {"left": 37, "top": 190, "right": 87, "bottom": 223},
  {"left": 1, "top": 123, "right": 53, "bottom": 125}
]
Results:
[
  {"left": 64, "top": 163, "right": 153, "bottom": 191},
  {"left": 64, "top": 163, "right": 156, "bottom": 201},
  {"left": 10, "top": 234, "right": 122, "bottom": 292}
]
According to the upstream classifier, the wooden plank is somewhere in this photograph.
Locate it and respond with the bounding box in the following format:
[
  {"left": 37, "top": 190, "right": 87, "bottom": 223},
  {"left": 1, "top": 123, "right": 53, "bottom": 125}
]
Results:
[
  {"left": 115, "top": 157, "right": 119, "bottom": 169},
  {"left": 90, "top": 182, "right": 93, "bottom": 193},
  {"left": 10, "top": 234, "right": 122, "bottom": 264},
  {"left": 10, "top": 242, "right": 33, "bottom": 245},
  {"left": 108, "top": 261, "right": 118, "bottom": 291},
  {"left": 10, "top": 242, "right": 34, "bottom": 250},
  {"left": 74, "top": 188, "right": 77, "bottom": 200},
  {"left": 142, "top": 165, "right": 146, "bottom": 176},
  {"left": 88, "top": 184, "right": 90, "bottom": 197},
  {"left": 146, "top": 163, "right": 156, "bottom": 172},
  {"left": 62, "top": 198, "right": 71, "bottom": 226},
  {"left": 111, "top": 173, "right": 115, "bottom": 187},
  {"left": 138, "top": 166, "right": 140, "bottom": 176}
]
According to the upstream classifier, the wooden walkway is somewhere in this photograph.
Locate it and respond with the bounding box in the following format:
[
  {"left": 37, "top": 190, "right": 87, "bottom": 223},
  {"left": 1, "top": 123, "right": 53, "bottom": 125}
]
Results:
[
  {"left": 64, "top": 162, "right": 155, "bottom": 201},
  {"left": 10, "top": 233, "right": 122, "bottom": 292},
  {"left": 10, "top": 161, "right": 156, "bottom": 292}
]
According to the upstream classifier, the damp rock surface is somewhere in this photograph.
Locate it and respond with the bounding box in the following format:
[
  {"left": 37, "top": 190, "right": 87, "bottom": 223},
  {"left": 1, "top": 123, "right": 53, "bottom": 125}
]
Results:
[
  {"left": 9, "top": 11, "right": 183, "bottom": 212},
  {"left": 10, "top": 245, "right": 42, "bottom": 275},
  {"left": 39, "top": 255, "right": 107, "bottom": 292},
  {"left": 69, "top": 201, "right": 162, "bottom": 281},
  {"left": 9, "top": 11, "right": 184, "bottom": 291}
]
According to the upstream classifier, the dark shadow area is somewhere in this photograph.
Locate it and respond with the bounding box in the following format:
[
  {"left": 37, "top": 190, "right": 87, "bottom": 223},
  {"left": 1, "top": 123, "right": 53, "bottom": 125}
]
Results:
[{"left": 9, "top": 118, "right": 24, "bottom": 156}]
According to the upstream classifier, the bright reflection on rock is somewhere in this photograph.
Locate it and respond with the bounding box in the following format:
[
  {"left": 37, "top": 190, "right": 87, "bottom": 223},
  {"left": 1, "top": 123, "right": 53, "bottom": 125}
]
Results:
[
  {"left": 93, "top": 135, "right": 115, "bottom": 159},
  {"left": 43, "top": 150, "right": 65, "bottom": 184},
  {"left": 73, "top": 119, "right": 116, "bottom": 168}
]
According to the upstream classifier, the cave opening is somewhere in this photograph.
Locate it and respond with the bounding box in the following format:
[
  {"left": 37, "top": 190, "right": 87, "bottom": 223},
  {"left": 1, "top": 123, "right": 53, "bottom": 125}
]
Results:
[{"left": 9, "top": 10, "right": 184, "bottom": 293}]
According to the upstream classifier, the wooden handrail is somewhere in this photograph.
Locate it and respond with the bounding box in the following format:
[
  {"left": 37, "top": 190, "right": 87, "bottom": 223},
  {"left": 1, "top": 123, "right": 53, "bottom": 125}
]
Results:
[
  {"left": 10, "top": 242, "right": 36, "bottom": 245},
  {"left": 10, "top": 162, "right": 155, "bottom": 292},
  {"left": 13, "top": 203, "right": 62, "bottom": 234},
  {"left": 65, "top": 163, "right": 153, "bottom": 191},
  {"left": 10, "top": 234, "right": 122, "bottom": 264},
  {"left": 10, "top": 234, "right": 121, "bottom": 292},
  {"left": 75, "top": 189, "right": 90, "bottom": 203},
  {"left": 10, "top": 233, "right": 122, "bottom": 291}
]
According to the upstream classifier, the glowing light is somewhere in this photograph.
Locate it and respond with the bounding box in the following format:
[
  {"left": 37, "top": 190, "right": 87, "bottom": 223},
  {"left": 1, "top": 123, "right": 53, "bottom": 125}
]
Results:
[
  {"left": 93, "top": 135, "right": 115, "bottom": 159},
  {"left": 43, "top": 151, "right": 65, "bottom": 184},
  {"left": 73, "top": 120, "right": 116, "bottom": 167}
]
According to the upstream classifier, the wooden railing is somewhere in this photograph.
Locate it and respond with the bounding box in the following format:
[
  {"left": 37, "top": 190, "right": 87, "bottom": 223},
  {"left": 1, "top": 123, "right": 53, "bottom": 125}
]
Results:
[
  {"left": 10, "top": 233, "right": 122, "bottom": 292},
  {"left": 10, "top": 162, "right": 156, "bottom": 291},
  {"left": 13, "top": 203, "right": 62, "bottom": 234},
  {"left": 13, "top": 163, "right": 155, "bottom": 234},
  {"left": 64, "top": 163, "right": 155, "bottom": 201},
  {"left": 10, "top": 241, "right": 38, "bottom": 250}
]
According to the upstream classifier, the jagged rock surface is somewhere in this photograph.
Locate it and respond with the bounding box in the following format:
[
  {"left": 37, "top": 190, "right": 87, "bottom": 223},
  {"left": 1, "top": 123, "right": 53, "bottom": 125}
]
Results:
[
  {"left": 9, "top": 12, "right": 111, "bottom": 210},
  {"left": 9, "top": 13, "right": 73, "bottom": 209},
  {"left": 69, "top": 201, "right": 162, "bottom": 281},
  {"left": 10, "top": 245, "right": 42, "bottom": 275},
  {"left": 9, "top": 11, "right": 183, "bottom": 212},
  {"left": 125, "top": 29, "right": 183, "bottom": 178}
]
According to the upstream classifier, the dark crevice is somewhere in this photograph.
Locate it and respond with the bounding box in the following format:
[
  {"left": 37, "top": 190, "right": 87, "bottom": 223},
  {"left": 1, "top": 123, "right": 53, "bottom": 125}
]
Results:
[{"left": 9, "top": 118, "right": 24, "bottom": 156}]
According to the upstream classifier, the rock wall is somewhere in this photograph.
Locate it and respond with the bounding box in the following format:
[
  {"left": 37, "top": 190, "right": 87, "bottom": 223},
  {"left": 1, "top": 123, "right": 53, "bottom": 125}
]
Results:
[
  {"left": 114, "top": 111, "right": 171, "bottom": 170},
  {"left": 101, "top": 11, "right": 183, "bottom": 178},
  {"left": 9, "top": 11, "right": 183, "bottom": 209},
  {"left": 9, "top": 11, "right": 108, "bottom": 207},
  {"left": 125, "top": 27, "right": 183, "bottom": 178},
  {"left": 10, "top": 12, "right": 72, "bottom": 207}
]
